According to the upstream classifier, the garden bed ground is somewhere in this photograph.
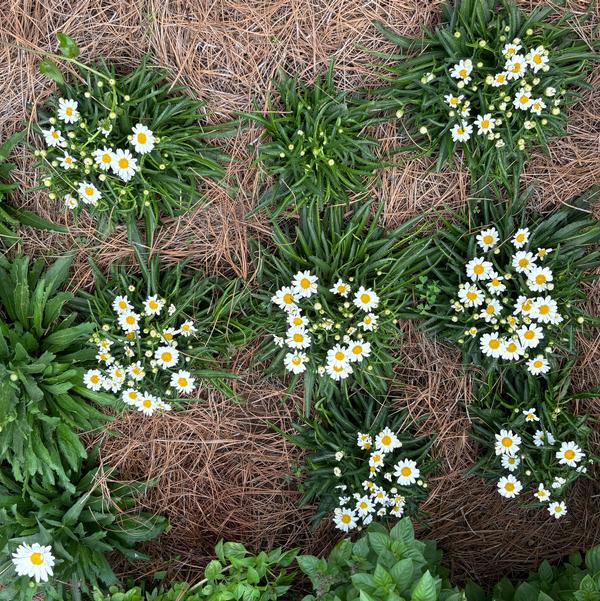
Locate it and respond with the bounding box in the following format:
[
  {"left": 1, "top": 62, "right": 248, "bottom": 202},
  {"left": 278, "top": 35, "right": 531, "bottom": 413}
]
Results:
[{"left": 1, "top": 0, "right": 599, "bottom": 588}]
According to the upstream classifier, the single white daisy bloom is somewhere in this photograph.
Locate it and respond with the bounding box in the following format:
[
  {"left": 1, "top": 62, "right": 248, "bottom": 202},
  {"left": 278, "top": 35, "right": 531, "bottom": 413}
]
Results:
[
  {"left": 155, "top": 346, "right": 179, "bottom": 369},
  {"left": 179, "top": 320, "right": 197, "bottom": 337},
  {"left": 548, "top": 501, "right": 567, "bottom": 519},
  {"left": 57, "top": 98, "right": 79, "bottom": 123},
  {"left": 476, "top": 227, "right": 499, "bottom": 251},
  {"left": 333, "top": 507, "right": 357, "bottom": 532},
  {"left": 355, "top": 496, "right": 374, "bottom": 517},
  {"left": 288, "top": 312, "right": 309, "bottom": 329},
  {"left": 375, "top": 427, "right": 401, "bottom": 454},
  {"left": 83, "top": 369, "right": 103, "bottom": 391},
  {"left": 479, "top": 299, "right": 503, "bottom": 323},
  {"left": 271, "top": 286, "right": 297, "bottom": 311},
  {"left": 458, "top": 284, "right": 484, "bottom": 307},
  {"left": 522, "top": 407, "right": 540, "bottom": 422},
  {"left": 501, "top": 454, "right": 520, "bottom": 471},
  {"left": 444, "top": 93, "right": 464, "bottom": 108},
  {"left": 526, "top": 267, "right": 553, "bottom": 292},
  {"left": 502, "top": 42, "right": 522, "bottom": 58},
  {"left": 459, "top": 105, "right": 471, "bottom": 118},
  {"left": 170, "top": 369, "right": 196, "bottom": 393},
  {"left": 131, "top": 123, "right": 156, "bottom": 154},
  {"left": 111, "top": 148, "right": 138, "bottom": 182},
  {"left": 118, "top": 311, "right": 141, "bottom": 332},
  {"left": 390, "top": 503, "right": 405, "bottom": 518},
  {"left": 534, "top": 484, "right": 551, "bottom": 502},
  {"left": 93, "top": 147, "right": 115, "bottom": 171},
  {"left": 347, "top": 340, "right": 371, "bottom": 363},
  {"left": 108, "top": 364, "right": 126, "bottom": 384},
  {"left": 64, "top": 194, "right": 78, "bottom": 209},
  {"left": 136, "top": 392, "right": 162, "bottom": 416},
  {"left": 42, "top": 126, "right": 64, "bottom": 147},
  {"left": 491, "top": 72, "right": 509, "bottom": 87},
  {"left": 480, "top": 332, "right": 503, "bottom": 358},
  {"left": 284, "top": 351, "right": 308, "bottom": 374},
  {"left": 529, "top": 98, "right": 546, "bottom": 116},
  {"left": 357, "top": 432, "right": 372, "bottom": 450},
  {"left": 325, "top": 361, "right": 352, "bottom": 381},
  {"left": 513, "top": 295, "right": 534, "bottom": 316},
  {"left": 450, "top": 59, "right": 473, "bottom": 83},
  {"left": 556, "top": 441, "right": 584, "bottom": 467},
  {"left": 495, "top": 429, "right": 521, "bottom": 456},
  {"left": 528, "top": 46, "right": 549, "bottom": 73},
  {"left": 330, "top": 279, "right": 351, "bottom": 297},
  {"left": 512, "top": 251, "right": 536, "bottom": 273},
  {"left": 369, "top": 451, "right": 385, "bottom": 469},
  {"left": 501, "top": 338, "right": 523, "bottom": 361},
  {"left": 11, "top": 542, "right": 55, "bottom": 583},
  {"left": 144, "top": 294, "right": 165, "bottom": 316},
  {"left": 353, "top": 286, "right": 379, "bottom": 312},
  {"left": 536, "top": 248, "right": 553, "bottom": 260},
  {"left": 530, "top": 296, "right": 558, "bottom": 323},
  {"left": 394, "top": 459, "right": 420, "bottom": 485},
  {"left": 533, "top": 429, "right": 556, "bottom": 447},
  {"left": 518, "top": 324, "right": 544, "bottom": 349},
  {"left": 327, "top": 344, "right": 350, "bottom": 366},
  {"left": 127, "top": 362, "right": 146, "bottom": 381},
  {"left": 359, "top": 312, "right": 378, "bottom": 331},
  {"left": 450, "top": 122, "right": 473, "bottom": 142},
  {"left": 60, "top": 153, "right": 76, "bottom": 170},
  {"left": 465, "top": 257, "right": 493, "bottom": 281},
  {"left": 291, "top": 270, "right": 318, "bottom": 298},
  {"left": 486, "top": 273, "right": 506, "bottom": 295},
  {"left": 286, "top": 326, "right": 311, "bottom": 349},
  {"left": 161, "top": 327, "right": 178, "bottom": 345},
  {"left": 78, "top": 181, "right": 101, "bottom": 205},
  {"left": 475, "top": 114, "right": 496, "bottom": 136},
  {"left": 505, "top": 55, "right": 527, "bottom": 80},
  {"left": 512, "top": 228, "right": 530, "bottom": 248},
  {"left": 513, "top": 88, "right": 533, "bottom": 110},
  {"left": 112, "top": 295, "right": 132, "bottom": 314},
  {"left": 122, "top": 388, "right": 140, "bottom": 406},
  {"left": 497, "top": 474, "right": 522, "bottom": 498}
]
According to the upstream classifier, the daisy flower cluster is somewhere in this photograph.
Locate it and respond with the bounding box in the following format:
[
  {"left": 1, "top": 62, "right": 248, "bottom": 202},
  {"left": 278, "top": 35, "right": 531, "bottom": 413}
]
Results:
[
  {"left": 450, "top": 225, "right": 569, "bottom": 375},
  {"left": 332, "top": 427, "right": 426, "bottom": 533},
  {"left": 444, "top": 39, "right": 561, "bottom": 152},
  {"left": 494, "top": 414, "right": 591, "bottom": 519},
  {"left": 37, "top": 90, "right": 157, "bottom": 215},
  {"left": 83, "top": 291, "right": 198, "bottom": 416},
  {"left": 11, "top": 541, "right": 55, "bottom": 584},
  {"left": 271, "top": 271, "right": 386, "bottom": 383}
]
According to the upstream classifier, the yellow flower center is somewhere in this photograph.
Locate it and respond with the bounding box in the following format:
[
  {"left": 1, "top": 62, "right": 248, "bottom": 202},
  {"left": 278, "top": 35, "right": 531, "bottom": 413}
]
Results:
[
  {"left": 535, "top": 274, "right": 546, "bottom": 284},
  {"left": 30, "top": 553, "right": 44, "bottom": 565},
  {"left": 283, "top": 293, "right": 294, "bottom": 304},
  {"left": 360, "top": 293, "right": 370, "bottom": 304},
  {"left": 506, "top": 342, "right": 517, "bottom": 353},
  {"left": 519, "top": 258, "right": 529, "bottom": 268},
  {"left": 511, "top": 62, "right": 522, "bottom": 73},
  {"left": 401, "top": 467, "right": 412, "bottom": 477},
  {"left": 341, "top": 514, "right": 351, "bottom": 524},
  {"left": 51, "top": 131, "right": 59, "bottom": 139},
  {"left": 333, "top": 365, "right": 344, "bottom": 373},
  {"left": 143, "top": 399, "right": 152, "bottom": 408},
  {"left": 182, "top": 324, "right": 190, "bottom": 332},
  {"left": 65, "top": 107, "right": 73, "bottom": 116},
  {"left": 516, "top": 233, "right": 525, "bottom": 242},
  {"left": 539, "top": 305, "right": 550, "bottom": 315},
  {"left": 489, "top": 339, "right": 500, "bottom": 350},
  {"left": 507, "top": 48, "right": 515, "bottom": 56},
  {"left": 335, "top": 351, "right": 345, "bottom": 361},
  {"left": 382, "top": 435, "right": 392, "bottom": 446},
  {"left": 178, "top": 377, "right": 188, "bottom": 388},
  {"left": 522, "top": 302, "right": 531, "bottom": 312},
  {"left": 485, "top": 305, "right": 495, "bottom": 315},
  {"left": 291, "top": 357, "right": 302, "bottom": 365},
  {"left": 137, "top": 132, "right": 147, "bottom": 144},
  {"left": 505, "top": 482, "right": 515, "bottom": 492},
  {"left": 459, "top": 68, "right": 467, "bottom": 78},
  {"left": 126, "top": 315, "right": 136, "bottom": 325},
  {"left": 564, "top": 450, "right": 575, "bottom": 460},
  {"left": 364, "top": 316, "right": 372, "bottom": 324},
  {"left": 491, "top": 278, "right": 500, "bottom": 286},
  {"left": 161, "top": 351, "right": 172, "bottom": 362},
  {"left": 360, "top": 502, "right": 368, "bottom": 509},
  {"left": 133, "top": 367, "right": 141, "bottom": 374},
  {"left": 502, "top": 437, "right": 513, "bottom": 447},
  {"left": 533, "top": 360, "right": 543, "bottom": 368},
  {"left": 520, "top": 95, "right": 529, "bottom": 105},
  {"left": 149, "top": 300, "right": 158, "bottom": 310},
  {"left": 457, "top": 127, "right": 465, "bottom": 135},
  {"left": 164, "top": 332, "right": 173, "bottom": 341},
  {"left": 293, "top": 333, "right": 304, "bottom": 343},
  {"left": 85, "top": 186, "right": 94, "bottom": 196},
  {"left": 533, "top": 54, "right": 542, "bottom": 65},
  {"left": 481, "top": 120, "right": 490, "bottom": 129},
  {"left": 524, "top": 330, "right": 535, "bottom": 340},
  {"left": 128, "top": 391, "right": 138, "bottom": 400},
  {"left": 102, "top": 153, "right": 112, "bottom": 163},
  {"left": 352, "top": 345, "right": 363, "bottom": 355},
  {"left": 466, "top": 291, "right": 478, "bottom": 301},
  {"left": 473, "top": 264, "right": 484, "bottom": 275},
  {"left": 90, "top": 374, "right": 100, "bottom": 384},
  {"left": 337, "top": 285, "right": 346, "bottom": 293},
  {"left": 497, "top": 74, "right": 506, "bottom": 83},
  {"left": 554, "top": 506, "right": 562, "bottom": 513},
  {"left": 118, "top": 158, "right": 129, "bottom": 169},
  {"left": 300, "top": 277, "right": 311, "bottom": 289}
]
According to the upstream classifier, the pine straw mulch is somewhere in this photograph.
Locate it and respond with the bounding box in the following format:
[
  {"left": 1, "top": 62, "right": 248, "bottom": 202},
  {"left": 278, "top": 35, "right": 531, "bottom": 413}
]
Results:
[{"left": 1, "top": 0, "right": 600, "bottom": 590}]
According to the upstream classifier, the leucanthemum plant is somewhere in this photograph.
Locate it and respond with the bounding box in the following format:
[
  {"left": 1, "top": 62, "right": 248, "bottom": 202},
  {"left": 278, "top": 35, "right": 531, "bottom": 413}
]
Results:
[
  {"left": 243, "top": 62, "right": 384, "bottom": 217},
  {"left": 373, "top": 0, "right": 597, "bottom": 188},
  {"left": 290, "top": 391, "right": 433, "bottom": 530},
  {"left": 424, "top": 188, "right": 600, "bottom": 377},
  {"left": 470, "top": 368, "right": 596, "bottom": 520},
  {"left": 34, "top": 33, "right": 230, "bottom": 233},
  {"left": 251, "top": 201, "right": 434, "bottom": 412}
]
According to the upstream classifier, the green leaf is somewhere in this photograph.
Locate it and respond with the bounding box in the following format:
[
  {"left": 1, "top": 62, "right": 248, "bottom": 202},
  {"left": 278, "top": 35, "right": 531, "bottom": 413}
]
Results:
[
  {"left": 411, "top": 571, "right": 438, "bottom": 601},
  {"left": 39, "top": 59, "right": 64, "bottom": 84},
  {"left": 56, "top": 32, "right": 80, "bottom": 58},
  {"left": 586, "top": 545, "right": 600, "bottom": 574}
]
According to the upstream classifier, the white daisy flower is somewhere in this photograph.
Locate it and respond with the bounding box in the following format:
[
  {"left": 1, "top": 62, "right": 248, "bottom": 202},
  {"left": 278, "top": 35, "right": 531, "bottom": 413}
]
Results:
[
  {"left": 161, "top": 327, "right": 178, "bottom": 345},
  {"left": 83, "top": 369, "right": 103, "bottom": 391},
  {"left": 60, "top": 153, "right": 76, "bottom": 170},
  {"left": 353, "top": 286, "right": 379, "bottom": 312},
  {"left": 512, "top": 228, "right": 530, "bottom": 248},
  {"left": 486, "top": 273, "right": 506, "bottom": 295},
  {"left": 327, "top": 344, "right": 350, "bottom": 366},
  {"left": 450, "top": 122, "right": 473, "bottom": 142},
  {"left": 42, "top": 126, "right": 64, "bottom": 147},
  {"left": 556, "top": 441, "right": 584, "bottom": 467},
  {"left": 154, "top": 346, "right": 180, "bottom": 369},
  {"left": 330, "top": 279, "right": 351, "bottom": 297},
  {"left": 375, "top": 428, "right": 401, "bottom": 454},
  {"left": 170, "top": 370, "right": 196, "bottom": 394},
  {"left": 548, "top": 501, "right": 567, "bottom": 519},
  {"left": 514, "top": 88, "right": 533, "bottom": 110},
  {"left": 514, "top": 295, "right": 534, "bottom": 316},
  {"left": 93, "top": 147, "right": 115, "bottom": 171},
  {"left": 271, "top": 286, "right": 297, "bottom": 311},
  {"left": 491, "top": 72, "right": 509, "bottom": 87},
  {"left": 497, "top": 474, "right": 522, "bottom": 498},
  {"left": 518, "top": 324, "right": 544, "bottom": 349},
  {"left": 512, "top": 251, "right": 536, "bottom": 273},
  {"left": 347, "top": 340, "right": 371, "bottom": 363},
  {"left": 529, "top": 98, "right": 546, "bottom": 115},
  {"left": 357, "top": 432, "right": 372, "bottom": 450},
  {"left": 495, "top": 429, "right": 521, "bottom": 456},
  {"left": 476, "top": 227, "right": 499, "bottom": 251},
  {"left": 112, "top": 295, "right": 132, "bottom": 314},
  {"left": 355, "top": 496, "right": 374, "bottom": 517},
  {"left": 394, "top": 459, "right": 420, "bottom": 485},
  {"left": 444, "top": 93, "right": 464, "bottom": 108},
  {"left": 533, "top": 429, "right": 556, "bottom": 447},
  {"left": 108, "top": 364, "right": 126, "bottom": 384},
  {"left": 144, "top": 294, "right": 165, "bottom": 316},
  {"left": 359, "top": 312, "right": 378, "bottom": 331},
  {"left": 450, "top": 59, "right": 473, "bottom": 83},
  {"left": 118, "top": 311, "right": 141, "bottom": 332},
  {"left": 287, "top": 312, "right": 309, "bottom": 328},
  {"left": 136, "top": 392, "right": 162, "bottom": 416},
  {"left": 127, "top": 361, "right": 145, "bottom": 381},
  {"left": 11, "top": 542, "right": 55, "bottom": 583},
  {"left": 131, "top": 123, "right": 156, "bottom": 154},
  {"left": 284, "top": 351, "right": 308, "bottom": 374},
  {"left": 369, "top": 451, "right": 385, "bottom": 469},
  {"left": 501, "top": 338, "right": 523, "bottom": 360},
  {"left": 479, "top": 299, "right": 503, "bottom": 323},
  {"left": 64, "top": 194, "right": 78, "bottom": 209},
  {"left": 501, "top": 454, "right": 520, "bottom": 471},
  {"left": 522, "top": 407, "right": 540, "bottom": 422},
  {"left": 122, "top": 388, "right": 140, "bottom": 406},
  {"left": 77, "top": 181, "right": 101, "bottom": 205},
  {"left": 551, "top": 476, "right": 566, "bottom": 489},
  {"left": 528, "top": 46, "right": 549, "bottom": 73},
  {"left": 459, "top": 105, "right": 471, "bottom": 118},
  {"left": 465, "top": 257, "right": 493, "bottom": 281},
  {"left": 526, "top": 267, "right": 553, "bottom": 292},
  {"left": 480, "top": 332, "right": 503, "bottom": 358},
  {"left": 325, "top": 362, "right": 352, "bottom": 381},
  {"left": 475, "top": 114, "right": 496, "bottom": 136},
  {"left": 333, "top": 507, "right": 357, "bottom": 532},
  {"left": 292, "top": 270, "right": 318, "bottom": 298},
  {"left": 534, "top": 484, "right": 551, "bottom": 502},
  {"left": 502, "top": 43, "right": 522, "bottom": 57},
  {"left": 111, "top": 148, "right": 138, "bottom": 182},
  {"left": 530, "top": 296, "right": 558, "bottom": 323},
  {"left": 390, "top": 503, "right": 405, "bottom": 518},
  {"left": 458, "top": 284, "right": 484, "bottom": 307},
  {"left": 536, "top": 248, "right": 553, "bottom": 260},
  {"left": 505, "top": 55, "right": 527, "bottom": 80},
  {"left": 57, "top": 98, "right": 79, "bottom": 123},
  {"left": 286, "top": 326, "right": 311, "bottom": 349},
  {"left": 179, "top": 320, "right": 197, "bottom": 337}
]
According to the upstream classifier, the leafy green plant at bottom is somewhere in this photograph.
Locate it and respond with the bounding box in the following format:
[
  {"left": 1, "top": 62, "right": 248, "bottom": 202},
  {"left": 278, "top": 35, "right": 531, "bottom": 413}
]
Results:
[
  {"left": 0, "top": 450, "right": 167, "bottom": 601},
  {"left": 0, "top": 253, "right": 113, "bottom": 491}
]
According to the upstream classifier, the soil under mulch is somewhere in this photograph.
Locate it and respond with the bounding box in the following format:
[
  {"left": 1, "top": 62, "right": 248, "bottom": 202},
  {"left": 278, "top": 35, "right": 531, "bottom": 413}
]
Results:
[{"left": 1, "top": 0, "right": 599, "bottom": 589}]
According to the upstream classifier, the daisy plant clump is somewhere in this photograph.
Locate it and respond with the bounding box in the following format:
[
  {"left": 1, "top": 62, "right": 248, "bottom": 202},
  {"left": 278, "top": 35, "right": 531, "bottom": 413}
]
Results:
[
  {"left": 290, "top": 391, "right": 433, "bottom": 531},
  {"left": 252, "top": 201, "right": 434, "bottom": 412},
  {"left": 0, "top": 452, "right": 167, "bottom": 601},
  {"left": 373, "top": 0, "right": 597, "bottom": 189},
  {"left": 0, "top": 253, "right": 111, "bottom": 491},
  {"left": 243, "top": 62, "right": 384, "bottom": 217},
  {"left": 423, "top": 188, "right": 600, "bottom": 377},
  {"left": 34, "top": 33, "right": 230, "bottom": 233},
  {"left": 469, "top": 368, "right": 596, "bottom": 520}
]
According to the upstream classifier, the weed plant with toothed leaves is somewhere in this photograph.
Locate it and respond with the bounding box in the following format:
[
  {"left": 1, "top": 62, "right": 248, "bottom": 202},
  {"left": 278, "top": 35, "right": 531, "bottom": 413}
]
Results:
[
  {"left": 373, "top": 0, "right": 597, "bottom": 191},
  {"left": 289, "top": 391, "right": 434, "bottom": 531},
  {"left": 469, "top": 368, "right": 596, "bottom": 521},
  {"left": 250, "top": 201, "right": 435, "bottom": 413},
  {"left": 0, "top": 450, "right": 167, "bottom": 601},
  {"left": 34, "top": 33, "right": 231, "bottom": 234},
  {"left": 243, "top": 62, "right": 384, "bottom": 217},
  {"left": 71, "top": 253, "right": 252, "bottom": 403},
  {"left": 422, "top": 188, "right": 600, "bottom": 378},
  {"left": 0, "top": 253, "right": 112, "bottom": 492}
]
